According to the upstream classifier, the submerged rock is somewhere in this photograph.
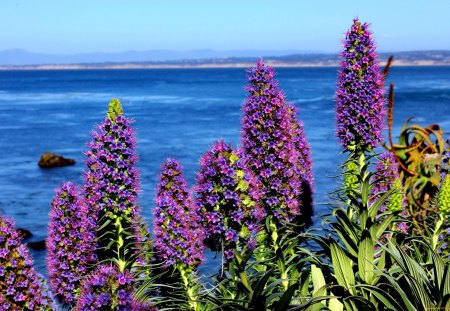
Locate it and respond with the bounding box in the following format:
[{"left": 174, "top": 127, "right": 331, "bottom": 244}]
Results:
[
  {"left": 38, "top": 152, "right": 75, "bottom": 168},
  {"left": 27, "top": 240, "right": 46, "bottom": 250}
]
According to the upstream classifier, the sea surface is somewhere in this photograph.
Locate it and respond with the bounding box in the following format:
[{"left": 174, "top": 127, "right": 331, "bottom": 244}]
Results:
[{"left": 0, "top": 66, "right": 449, "bottom": 278}]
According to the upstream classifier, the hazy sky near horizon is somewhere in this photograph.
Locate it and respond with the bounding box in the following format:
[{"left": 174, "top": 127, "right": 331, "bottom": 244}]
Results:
[{"left": 1, "top": 0, "right": 449, "bottom": 54}]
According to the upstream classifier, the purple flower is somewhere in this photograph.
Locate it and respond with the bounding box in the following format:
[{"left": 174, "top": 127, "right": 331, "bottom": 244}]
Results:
[
  {"left": 82, "top": 99, "right": 146, "bottom": 264},
  {"left": 74, "top": 264, "right": 152, "bottom": 311},
  {"left": 335, "top": 19, "right": 386, "bottom": 151},
  {"left": 195, "top": 141, "right": 265, "bottom": 258},
  {"left": 153, "top": 158, "right": 205, "bottom": 268},
  {"left": 240, "top": 60, "right": 313, "bottom": 224},
  {"left": 46, "top": 182, "right": 95, "bottom": 306},
  {"left": 0, "top": 216, "right": 56, "bottom": 310}
]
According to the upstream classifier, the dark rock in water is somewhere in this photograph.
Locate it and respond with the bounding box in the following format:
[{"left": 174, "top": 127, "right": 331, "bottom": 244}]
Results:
[
  {"left": 38, "top": 152, "right": 75, "bottom": 168},
  {"left": 27, "top": 240, "right": 46, "bottom": 250},
  {"left": 17, "top": 228, "right": 33, "bottom": 239}
]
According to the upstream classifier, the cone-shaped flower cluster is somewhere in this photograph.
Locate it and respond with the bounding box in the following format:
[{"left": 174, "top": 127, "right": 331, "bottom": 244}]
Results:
[
  {"left": 46, "top": 182, "right": 95, "bottom": 305},
  {"left": 195, "top": 141, "right": 264, "bottom": 259},
  {"left": 241, "top": 60, "right": 312, "bottom": 224},
  {"left": 371, "top": 151, "right": 405, "bottom": 213},
  {"left": 74, "top": 265, "right": 151, "bottom": 311},
  {"left": 0, "top": 216, "right": 55, "bottom": 310},
  {"left": 83, "top": 99, "right": 143, "bottom": 262},
  {"left": 335, "top": 19, "right": 386, "bottom": 151},
  {"left": 437, "top": 175, "right": 450, "bottom": 216},
  {"left": 344, "top": 161, "right": 359, "bottom": 192},
  {"left": 153, "top": 158, "right": 205, "bottom": 267}
]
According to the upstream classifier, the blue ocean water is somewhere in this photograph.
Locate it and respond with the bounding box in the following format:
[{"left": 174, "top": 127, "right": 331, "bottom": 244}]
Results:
[{"left": 0, "top": 66, "right": 449, "bottom": 277}]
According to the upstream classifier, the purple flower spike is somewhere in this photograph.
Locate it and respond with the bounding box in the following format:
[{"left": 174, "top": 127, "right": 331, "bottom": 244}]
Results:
[
  {"left": 241, "top": 60, "right": 313, "bottom": 225},
  {"left": 335, "top": 19, "right": 386, "bottom": 151},
  {"left": 0, "top": 216, "right": 56, "bottom": 310},
  {"left": 74, "top": 264, "right": 153, "bottom": 311},
  {"left": 83, "top": 99, "right": 144, "bottom": 263},
  {"left": 46, "top": 182, "right": 95, "bottom": 306},
  {"left": 153, "top": 158, "right": 205, "bottom": 268},
  {"left": 195, "top": 141, "right": 265, "bottom": 258}
]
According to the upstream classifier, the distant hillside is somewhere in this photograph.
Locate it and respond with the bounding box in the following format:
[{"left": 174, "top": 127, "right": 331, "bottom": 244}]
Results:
[
  {"left": 0, "top": 49, "right": 317, "bottom": 66},
  {"left": 0, "top": 49, "right": 449, "bottom": 69}
]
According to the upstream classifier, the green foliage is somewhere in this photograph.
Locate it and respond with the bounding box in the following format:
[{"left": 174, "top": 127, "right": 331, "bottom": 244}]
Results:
[
  {"left": 380, "top": 239, "right": 450, "bottom": 311},
  {"left": 205, "top": 228, "right": 325, "bottom": 311}
]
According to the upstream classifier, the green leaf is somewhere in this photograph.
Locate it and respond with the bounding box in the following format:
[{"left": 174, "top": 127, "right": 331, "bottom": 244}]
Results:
[
  {"left": 368, "top": 188, "right": 395, "bottom": 219},
  {"left": 328, "top": 294, "right": 344, "bottom": 311},
  {"left": 250, "top": 269, "right": 273, "bottom": 305},
  {"left": 311, "top": 264, "right": 327, "bottom": 297},
  {"left": 358, "top": 235, "right": 374, "bottom": 284},
  {"left": 370, "top": 213, "right": 396, "bottom": 241},
  {"left": 330, "top": 242, "right": 355, "bottom": 294},
  {"left": 273, "top": 283, "right": 299, "bottom": 311},
  {"left": 355, "top": 284, "right": 403, "bottom": 311},
  {"left": 440, "top": 265, "right": 450, "bottom": 298}
]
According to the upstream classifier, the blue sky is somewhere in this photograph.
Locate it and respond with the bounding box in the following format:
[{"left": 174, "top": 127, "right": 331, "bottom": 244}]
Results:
[{"left": 1, "top": 0, "right": 449, "bottom": 54}]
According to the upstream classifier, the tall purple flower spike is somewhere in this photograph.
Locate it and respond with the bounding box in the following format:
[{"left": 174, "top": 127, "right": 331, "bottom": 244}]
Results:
[
  {"left": 153, "top": 158, "right": 205, "bottom": 268},
  {"left": 74, "top": 264, "right": 153, "bottom": 311},
  {"left": 46, "top": 182, "right": 95, "bottom": 305},
  {"left": 195, "top": 141, "right": 265, "bottom": 259},
  {"left": 83, "top": 99, "right": 144, "bottom": 264},
  {"left": 335, "top": 19, "right": 386, "bottom": 151},
  {"left": 0, "top": 216, "right": 56, "bottom": 310},
  {"left": 241, "top": 60, "right": 313, "bottom": 224}
]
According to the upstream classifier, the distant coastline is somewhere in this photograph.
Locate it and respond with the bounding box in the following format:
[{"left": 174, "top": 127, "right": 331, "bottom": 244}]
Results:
[
  {"left": 1, "top": 61, "right": 449, "bottom": 71},
  {"left": 1, "top": 50, "right": 449, "bottom": 70}
]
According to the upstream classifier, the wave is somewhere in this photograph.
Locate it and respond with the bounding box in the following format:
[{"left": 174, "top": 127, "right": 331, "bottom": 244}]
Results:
[
  {"left": 291, "top": 96, "right": 333, "bottom": 104},
  {"left": 0, "top": 91, "right": 223, "bottom": 105}
]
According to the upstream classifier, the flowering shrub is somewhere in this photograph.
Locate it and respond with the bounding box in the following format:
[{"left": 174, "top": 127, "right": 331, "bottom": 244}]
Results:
[
  {"left": 83, "top": 99, "right": 144, "bottom": 264},
  {"left": 153, "top": 158, "right": 204, "bottom": 268},
  {"left": 1, "top": 18, "right": 449, "bottom": 311},
  {"left": 195, "top": 140, "right": 264, "bottom": 259},
  {"left": 241, "top": 60, "right": 311, "bottom": 224},
  {"left": 335, "top": 18, "right": 386, "bottom": 151},
  {"left": 74, "top": 264, "right": 150, "bottom": 311},
  {"left": 46, "top": 182, "right": 95, "bottom": 305},
  {"left": 0, "top": 216, "right": 55, "bottom": 310}
]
